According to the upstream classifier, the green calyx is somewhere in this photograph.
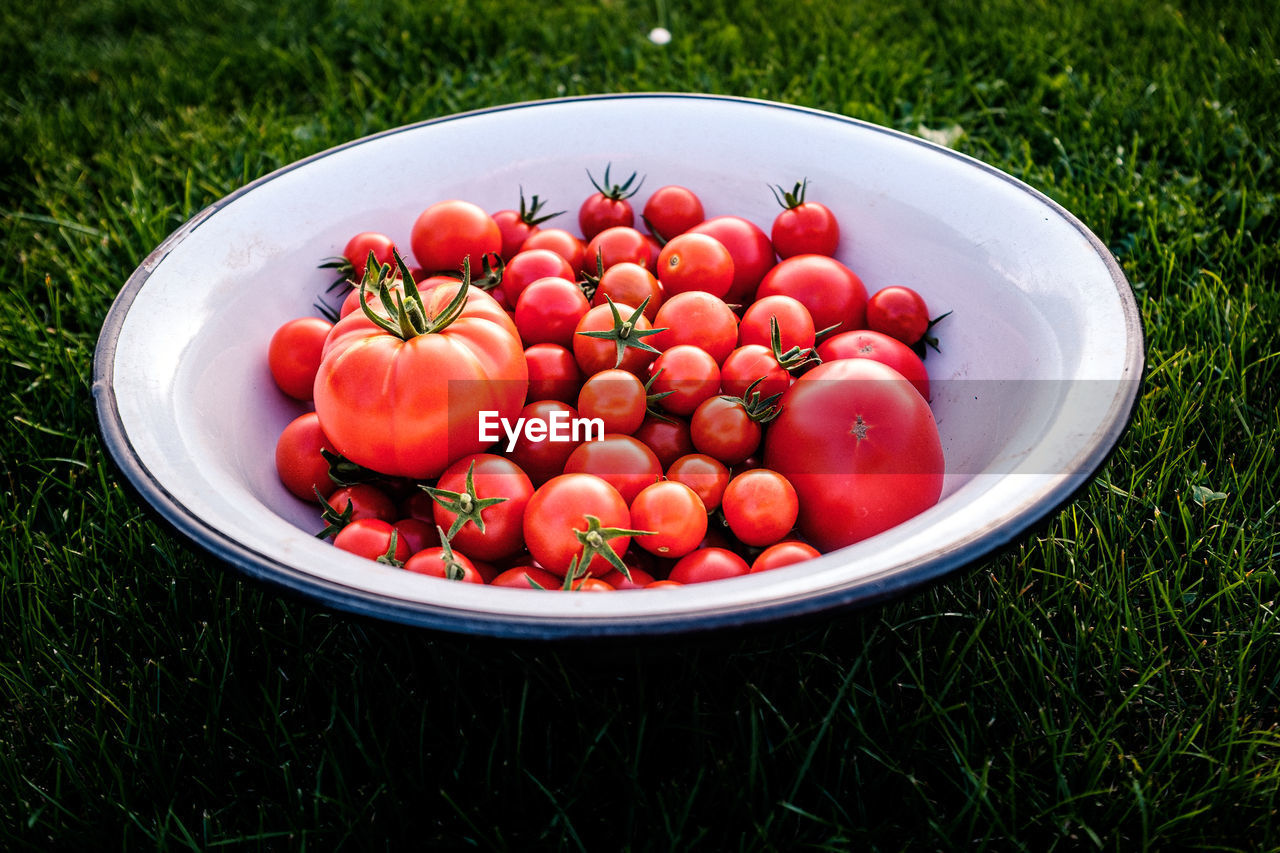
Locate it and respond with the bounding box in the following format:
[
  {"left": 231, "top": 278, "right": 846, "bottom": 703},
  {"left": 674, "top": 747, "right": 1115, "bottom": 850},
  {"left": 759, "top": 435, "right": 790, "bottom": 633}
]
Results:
[
  {"left": 587, "top": 163, "right": 645, "bottom": 201},
  {"left": 769, "top": 315, "right": 822, "bottom": 375},
  {"left": 420, "top": 460, "right": 509, "bottom": 542},
  {"left": 770, "top": 178, "right": 809, "bottom": 210},
  {"left": 721, "top": 376, "right": 784, "bottom": 425},
  {"left": 517, "top": 187, "right": 565, "bottom": 226},
  {"left": 359, "top": 249, "right": 471, "bottom": 340},
  {"left": 564, "top": 514, "right": 656, "bottom": 588},
  {"left": 576, "top": 294, "right": 666, "bottom": 369}
]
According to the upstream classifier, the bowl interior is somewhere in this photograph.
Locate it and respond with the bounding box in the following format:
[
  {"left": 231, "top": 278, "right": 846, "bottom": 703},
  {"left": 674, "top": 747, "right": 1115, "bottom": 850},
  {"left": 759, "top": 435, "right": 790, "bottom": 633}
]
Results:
[{"left": 99, "top": 95, "right": 1142, "bottom": 636}]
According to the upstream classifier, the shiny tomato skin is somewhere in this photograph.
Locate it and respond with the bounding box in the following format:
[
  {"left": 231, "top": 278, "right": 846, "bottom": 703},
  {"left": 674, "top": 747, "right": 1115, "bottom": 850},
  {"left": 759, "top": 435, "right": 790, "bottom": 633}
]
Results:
[
  {"left": 314, "top": 284, "right": 527, "bottom": 480},
  {"left": 576, "top": 368, "right": 647, "bottom": 435},
  {"left": 628, "top": 480, "right": 708, "bottom": 558},
  {"left": 649, "top": 291, "right": 739, "bottom": 365},
  {"left": 342, "top": 231, "right": 399, "bottom": 281},
  {"left": 524, "top": 343, "right": 583, "bottom": 404},
  {"left": 772, "top": 201, "right": 840, "bottom": 259},
  {"left": 501, "top": 249, "right": 577, "bottom": 306},
  {"left": 490, "top": 566, "right": 563, "bottom": 589},
  {"left": 584, "top": 226, "right": 652, "bottom": 272},
  {"left": 403, "top": 546, "right": 485, "bottom": 583},
  {"left": 572, "top": 301, "right": 660, "bottom": 377},
  {"left": 642, "top": 185, "right": 705, "bottom": 240},
  {"left": 599, "top": 564, "right": 656, "bottom": 590},
  {"left": 737, "top": 294, "right": 816, "bottom": 352},
  {"left": 667, "top": 547, "right": 750, "bottom": 584},
  {"left": 333, "top": 518, "right": 411, "bottom": 563},
  {"left": 719, "top": 344, "right": 790, "bottom": 402},
  {"left": 866, "top": 285, "right": 931, "bottom": 346},
  {"left": 593, "top": 262, "right": 663, "bottom": 321},
  {"left": 410, "top": 199, "right": 502, "bottom": 275},
  {"left": 514, "top": 276, "right": 591, "bottom": 348},
  {"left": 632, "top": 415, "right": 695, "bottom": 471},
  {"left": 655, "top": 233, "right": 734, "bottom": 299},
  {"left": 648, "top": 345, "right": 721, "bottom": 416},
  {"left": 522, "top": 473, "right": 634, "bottom": 576},
  {"left": 750, "top": 540, "right": 821, "bottom": 572},
  {"left": 325, "top": 483, "right": 398, "bottom": 525},
  {"left": 579, "top": 194, "right": 634, "bottom": 241},
  {"left": 275, "top": 412, "right": 336, "bottom": 502},
  {"left": 563, "top": 434, "right": 663, "bottom": 504},
  {"left": 268, "top": 316, "right": 333, "bottom": 401},
  {"left": 392, "top": 517, "right": 439, "bottom": 555},
  {"left": 521, "top": 228, "right": 587, "bottom": 277},
  {"left": 720, "top": 468, "right": 799, "bottom": 547},
  {"left": 503, "top": 400, "right": 585, "bottom": 486},
  {"left": 816, "top": 329, "right": 930, "bottom": 401},
  {"left": 687, "top": 216, "right": 775, "bottom": 306},
  {"left": 689, "top": 396, "right": 761, "bottom": 466},
  {"left": 431, "top": 453, "right": 534, "bottom": 562},
  {"left": 755, "top": 254, "right": 868, "bottom": 337},
  {"left": 763, "top": 358, "right": 944, "bottom": 551},
  {"left": 665, "top": 452, "right": 731, "bottom": 511}
]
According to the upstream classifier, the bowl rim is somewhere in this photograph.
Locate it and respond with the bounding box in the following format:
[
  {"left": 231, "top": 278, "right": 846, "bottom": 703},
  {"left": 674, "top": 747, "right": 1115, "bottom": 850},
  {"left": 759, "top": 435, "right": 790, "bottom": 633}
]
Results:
[{"left": 91, "top": 92, "right": 1146, "bottom": 640}]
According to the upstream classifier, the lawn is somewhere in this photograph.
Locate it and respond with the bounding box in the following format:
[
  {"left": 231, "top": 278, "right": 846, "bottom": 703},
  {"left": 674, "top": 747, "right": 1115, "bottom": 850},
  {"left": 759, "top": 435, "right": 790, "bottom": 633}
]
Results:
[{"left": 2, "top": 0, "right": 1278, "bottom": 849}]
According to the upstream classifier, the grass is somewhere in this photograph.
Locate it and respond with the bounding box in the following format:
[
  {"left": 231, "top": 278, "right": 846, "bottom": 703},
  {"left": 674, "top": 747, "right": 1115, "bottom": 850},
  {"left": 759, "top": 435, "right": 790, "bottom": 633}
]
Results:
[{"left": 2, "top": 0, "right": 1278, "bottom": 848}]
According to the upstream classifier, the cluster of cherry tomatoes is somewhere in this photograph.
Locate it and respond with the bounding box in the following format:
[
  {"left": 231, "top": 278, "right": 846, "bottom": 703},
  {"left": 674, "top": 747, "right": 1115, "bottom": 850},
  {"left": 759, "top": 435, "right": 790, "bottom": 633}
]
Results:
[{"left": 267, "top": 166, "right": 948, "bottom": 591}]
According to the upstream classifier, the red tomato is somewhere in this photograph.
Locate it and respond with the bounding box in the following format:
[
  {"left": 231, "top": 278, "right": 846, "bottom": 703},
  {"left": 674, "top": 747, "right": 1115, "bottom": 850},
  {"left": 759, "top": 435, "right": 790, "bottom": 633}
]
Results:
[
  {"left": 275, "top": 412, "right": 335, "bottom": 502},
  {"left": 491, "top": 190, "right": 564, "bottom": 259},
  {"left": 655, "top": 232, "right": 734, "bottom": 299},
  {"left": 584, "top": 226, "right": 653, "bottom": 272},
  {"left": 689, "top": 395, "right": 764, "bottom": 466},
  {"left": 563, "top": 434, "right": 663, "bottom": 504},
  {"left": 668, "top": 547, "right": 749, "bottom": 584},
  {"left": 522, "top": 473, "right": 637, "bottom": 576},
  {"left": 865, "top": 285, "right": 931, "bottom": 346},
  {"left": 579, "top": 164, "right": 643, "bottom": 240},
  {"left": 720, "top": 468, "right": 799, "bottom": 547},
  {"left": 404, "top": 545, "right": 485, "bottom": 583},
  {"left": 333, "top": 518, "right": 411, "bottom": 564},
  {"left": 687, "top": 216, "right": 775, "bottom": 306},
  {"left": 628, "top": 481, "right": 708, "bottom": 558},
  {"left": 426, "top": 453, "right": 533, "bottom": 562},
  {"left": 341, "top": 231, "right": 399, "bottom": 282},
  {"left": 572, "top": 299, "right": 662, "bottom": 377},
  {"left": 503, "top": 400, "right": 585, "bottom": 486},
  {"left": 816, "top": 329, "right": 930, "bottom": 401},
  {"left": 268, "top": 316, "right": 332, "bottom": 401},
  {"left": 392, "top": 517, "right": 439, "bottom": 555},
  {"left": 577, "top": 368, "right": 647, "bottom": 435},
  {"left": 648, "top": 345, "right": 721, "bottom": 416},
  {"left": 719, "top": 344, "right": 790, "bottom": 401},
  {"left": 763, "top": 358, "right": 944, "bottom": 551},
  {"left": 410, "top": 200, "right": 502, "bottom": 275},
  {"left": 501, "top": 248, "right": 576, "bottom": 306},
  {"left": 593, "top": 262, "right": 663, "bottom": 321},
  {"left": 323, "top": 483, "right": 398, "bottom": 526},
  {"left": 645, "top": 579, "right": 684, "bottom": 588},
  {"left": 750, "top": 540, "right": 821, "bottom": 572},
  {"left": 641, "top": 185, "right": 705, "bottom": 241},
  {"left": 737, "top": 294, "right": 816, "bottom": 352},
  {"left": 755, "top": 254, "right": 868, "bottom": 336},
  {"left": 524, "top": 343, "right": 583, "bottom": 404},
  {"left": 490, "top": 565, "right": 563, "bottom": 589},
  {"left": 599, "top": 564, "right": 657, "bottom": 590},
  {"left": 665, "top": 452, "right": 730, "bottom": 511},
  {"left": 632, "top": 415, "right": 695, "bottom": 470},
  {"left": 521, "top": 228, "right": 587, "bottom": 277},
  {"left": 649, "top": 291, "right": 739, "bottom": 364},
  {"left": 314, "top": 279, "right": 527, "bottom": 480},
  {"left": 769, "top": 180, "right": 840, "bottom": 258},
  {"left": 514, "top": 276, "right": 591, "bottom": 348}
]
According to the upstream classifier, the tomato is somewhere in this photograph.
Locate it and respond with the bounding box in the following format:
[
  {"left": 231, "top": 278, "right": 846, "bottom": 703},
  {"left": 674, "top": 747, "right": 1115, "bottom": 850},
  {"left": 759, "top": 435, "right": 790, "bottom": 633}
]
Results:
[
  {"left": 490, "top": 565, "right": 563, "bottom": 589},
  {"left": 750, "top": 540, "right": 821, "bottom": 572},
  {"left": 769, "top": 179, "right": 840, "bottom": 258},
  {"left": 563, "top": 434, "right": 663, "bottom": 504},
  {"left": 514, "top": 276, "right": 591, "bottom": 348},
  {"left": 314, "top": 273, "right": 528, "bottom": 480},
  {"left": 667, "top": 547, "right": 750, "bottom": 584},
  {"left": 816, "top": 329, "right": 930, "bottom": 401},
  {"left": 570, "top": 577, "right": 616, "bottom": 592},
  {"left": 404, "top": 543, "right": 486, "bottom": 583},
  {"left": 593, "top": 262, "right": 663, "bottom": 321},
  {"left": 577, "top": 368, "right": 647, "bottom": 435},
  {"left": 501, "top": 248, "right": 577, "bottom": 306},
  {"left": 340, "top": 231, "right": 399, "bottom": 282},
  {"left": 599, "top": 564, "right": 656, "bottom": 590},
  {"left": 491, "top": 190, "right": 563, "bottom": 259},
  {"left": 865, "top": 285, "right": 931, "bottom": 346},
  {"left": 521, "top": 228, "right": 587, "bottom": 277},
  {"left": 503, "top": 400, "right": 584, "bottom": 486},
  {"left": 410, "top": 200, "right": 502, "bottom": 275},
  {"left": 755, "top": 254, "right": 868, "bottom": 336},
  {"left": 648, "top": 344, "right": 721, "bottom": 416},
  {"left": 333, "top": 518, "right": 411, "bottom": 564},
  {"left": 689, "top": 395, "right": 767, "bottom": 466},
  {"left": 522, "top": 473, "right": 638, "bottom": 577},
  {"left": 687, "top": 216, "right": 775, "bottom": 306},
  {"left": 632, "top": 415, "right": 694, "bottom": 471},
  {"left": 524, "top": 343, "right": 583, "bottom": 404},
  {"left": 323, "top": 483, "right": 398, "bottom": 527},
  {"left": 655, "top": 232, "right": 734, "bottom": 299},
  {"left": 763, "top": 357, "right": 944, "bottom": 551},
  {"left": 719, "top": 344, "right": 790, "bottom": 402},
  {"left": 641, "top": 185, "right": 705, "bottom": 241},
  {"left": 392, "top": 517, "right": 439, "bottom": 555},
  {"left": 645, "top": 579, "right": 684, "bottom": 588},
  {"left": 268, "top": 316, "right": 332, "bottom": 401},
  {"left": 275, "top": 412, "right": 336, "bottom": 502},
  {"left": 737, "top": 294, "right": 816, "bottom": 352},
  {"left": 424, "top": 453, "right": 533, "bottom": 562},
  {"left": 720, "top": 468, "right": 799, "bottom": 547},
  {"left": 665, "top": 452, "right": 730, "bottom": 511},
  {"left": 579, "top": 164, "right": 643, "bottom": 240},
  {"left": 649, "top": 291, "right": 739, "bottom": 365},
  {"left": 584, "top": 226, "right": 653, "bottom": 272},
  {"left": 572, "top": 299, "right": 662, "bottom": 377},
  {"left": 628, "top": 480, "right": 708, "bottom": 558}
]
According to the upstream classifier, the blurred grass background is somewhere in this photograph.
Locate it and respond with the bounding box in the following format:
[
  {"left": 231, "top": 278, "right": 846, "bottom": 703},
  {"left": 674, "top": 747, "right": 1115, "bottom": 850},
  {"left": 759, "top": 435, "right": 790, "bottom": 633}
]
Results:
[{"left": 2, "top": 0, "right": 1278, "bottom": 848}]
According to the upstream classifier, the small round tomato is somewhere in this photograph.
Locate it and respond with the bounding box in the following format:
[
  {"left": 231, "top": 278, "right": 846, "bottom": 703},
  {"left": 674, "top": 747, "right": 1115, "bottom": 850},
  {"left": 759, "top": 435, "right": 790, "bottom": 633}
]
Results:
[
  {"left": 641, "top": 185, "right": 705, "bottom": 241},
  {"left": 501, "top": 248, "right": 577, "bottom": 306},
  {"left": 410, "top": 199, "right": 502, "bottom": 275},
  {"left": 816, "top": 329, "right": 930, "bottom": 401},
  {"left": 629, "top": 480, "right": 708, "bottom": 559},
  {"left": 268, "top": 316, "right": 333, "bottom": 401},
  {"left": 599, "top": 564, "right": 657, "bottom": 590},
  {"left": 524, "top": 343, "right": 583, "bottom": 404},
  {"left": 577, "top": 368, "right": 648, "bottom": 435},
  {"left": 275, "top": 412, "right": 336, "bottom": 502},
  {"left": 521, "top": 228, "right": 587, "bottom": 277},
  {"left": 865, "top": 285, "right": 931, "bottom": 346},
  {"left": 655, "top": 232, "right": 734, "bottom": 299},
  {"left": 490, "top": 565, "right": 564, "bottom": 589},
  {"left": 404, "top": 543, "right": 485, "bottom": 582},
  {"left": 649, "top": 291, "right": 739, "bottom": 364},
  {"left": 648, "top": 345, "right": 721, "bottom": 416},
  {"left": 579, "top": 164, "right": 643, "bottom": 240},
  {"left": 737, "top": 294, "right": 817, "bottom": 352},
  {"left": 721, "top": 468, "right": 799, "bottom": 547},
  {"left": 593, "top": 262, "right": 663, "bottom": 321},
  {"left": 503, "top": 400, "right": 585, "bottom": 486},
  {"left": 755, "top": 254, "right": 868, "bottom": 336},
  {"left": 514, "top": 276, "right": 591, "bottom": 348},
  {"left": 426, "top": 453, "right": 533, "bottom": 562},
  {"left": 750, "top": 540, "right": 821, "bottom": 572},
  {"left": 491, "top": 190, "right": 563, "bottom": 259},
  {"left": 668, "top": 547, "right": 750, "bottom": 584},
  {"left": 689, "top": 395, "right": 764, "bottom": 466},
  {"left": 665, "top": 452, "right": 731, "bottom": 511},
  {"left": 584, "top": 226, "right": 653, "bottom": 272},
  {"left": 687, "top": 215, "right": 775, "bottom": 306},
  {"left": 392, "top": 517, "right": 439, "bottom": 555},
  {"left": 563, "top": 434, "right": 663, "bottom": 504},
  {"left": 769, "top": 179, "right": 840, "bottom": 258},
  {"left": 333, "top": 518, "right": 411, "bottom": 564},
  {"left": 632, "top": 415, "right": 694, "bottom": 470},
  {"left": 573, "top": 299, "right": 662, "bottom": 377},
  {"left": 324, "top": 483, "right": 398, "bottom": 526},
  {"left": 719, "top": 344, "right": 790, "bottom": 402},
  {"left": 341, "top": 231, "right": 399, "bottom": 282},
  {"left": 523, "top": 473, "right": 636, "bottom": 577}
]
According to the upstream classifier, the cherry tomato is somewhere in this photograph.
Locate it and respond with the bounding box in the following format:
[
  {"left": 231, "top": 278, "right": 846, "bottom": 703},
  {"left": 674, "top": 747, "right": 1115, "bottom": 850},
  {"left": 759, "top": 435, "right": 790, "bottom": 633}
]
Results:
[
  {"left": 593, "top": 262, "right": 663, "bottom": 321},
  {"left": 268, "top": 316, "right": 332, "bottom": 401},
  {"left": 333, "top": 518, "right": 411, "bottom": 563},
  {"left": 392, "top": 517, "right": 439, "bottom": 555},
  {"left": 689, "top": 395, "right": 763, "bottom": 466},
  {"left": 426, "top": 453, "right": 533, "bottom": 562},
  {"left": 599, "top": 564, "right": 657, "bottom": 590},
  {"left": 579, "top": 164, "right": 642, "bottom": 240},
  {"left": 720, "top": 468, "right": 799, "bottom": 547},
  {"left": 816, "top": 329, "right": 930, "bottom": 401},
  {"left": 687, "top": 216, "right": 775, "bottom": 306},
  {"left": 514, "top": 276, "right": 591, "bottom": 348},
  {"left": 275, "top": 412, "right": 336, "bottom": 502},
  {"left": 648, "top": 344, "right": 721, "bottom": 416},
  {"left": 520, "top": 228, "right": 587, "bottom": 277},
  {"left": 524, "top": 343, "right": 583, "bottom": 404},
  {"left": 404, "top": 545, "right": 485, "bottom": 583},
  {"left": 522, "top": 473, "right": 636, "bottom": 576},
  {"left": 628, "top": 480, "right": 708, "bottom": 558},
  {"left": 577, "top": 368, "right": 647, "bottom": 435},
  {"left": 655, "top": 232, "right": 734, "bottom": 299},
  {"left": 769, "top": 179, "right": 840, "bottom": 258},
  {"left": 563, "top": 434, "right": 663, "bottom": 504},
  {"left": 641, "top": 185, "right": 705, "bottom": 241},
  {"left": 865, "top": 285, "right": 931, "bottom": 346},
  {"left": 719, "top": 344, "right": 790, "bottom": 401},
  {"left": 632, "top": 415, "right": 695, "bottom": 471},
  {"left": 584, "top": 226, "right": 653, "bottom": 272},
  {"left": 665, "top": 452, "right": 731, "bottom": 511},
  {"left": 572, "top": 300, "right": 662, "bottom": 377},
  {"left": 503, "top": 400, "right": 585, "bottom": 486},
  {"left": 324, "top": 483, "right": 398, "bottom": 526},
  {"left": 750, "top": 540, "right": 821, "bottom": 572},
  {"left": 341, "top": 231, "right": 399, "bottom": 282},
  {"left": 737, "top": 294, "right": 816, "bottom": 352},
  {"left": 490, "top": 565, "right": 564, "bottom": 589},
  {"left": 501, "top": 248, "right": 577, "bottom": 306},
  {"left": 491, "top": 190, "right": 563, "bottom": 259},
  {"left": 649, "top": 291, "right": 739, "bottom": 364},
  {"left": 410, "top": 200, "right": 502, "bottom": 275},
  {"left": 755, "top": 254, "right": 868, "bottom": 337},
  {"left": 667, "top": 547, "right": 750, "bottom": 584}
]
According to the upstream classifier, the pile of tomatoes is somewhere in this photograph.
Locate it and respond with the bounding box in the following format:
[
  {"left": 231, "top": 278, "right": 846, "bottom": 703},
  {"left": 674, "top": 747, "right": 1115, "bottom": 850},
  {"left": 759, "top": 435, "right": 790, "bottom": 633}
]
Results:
[{"left": 267, "top": 167, "right": 948, "bottom": 591}]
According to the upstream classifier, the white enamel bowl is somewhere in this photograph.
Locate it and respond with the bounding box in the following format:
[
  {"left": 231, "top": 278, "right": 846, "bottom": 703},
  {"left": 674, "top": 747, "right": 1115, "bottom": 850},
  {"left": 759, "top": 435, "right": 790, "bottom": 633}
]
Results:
[{"left": 93, "top": 94, "right": 1143, "bottom": 639}]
